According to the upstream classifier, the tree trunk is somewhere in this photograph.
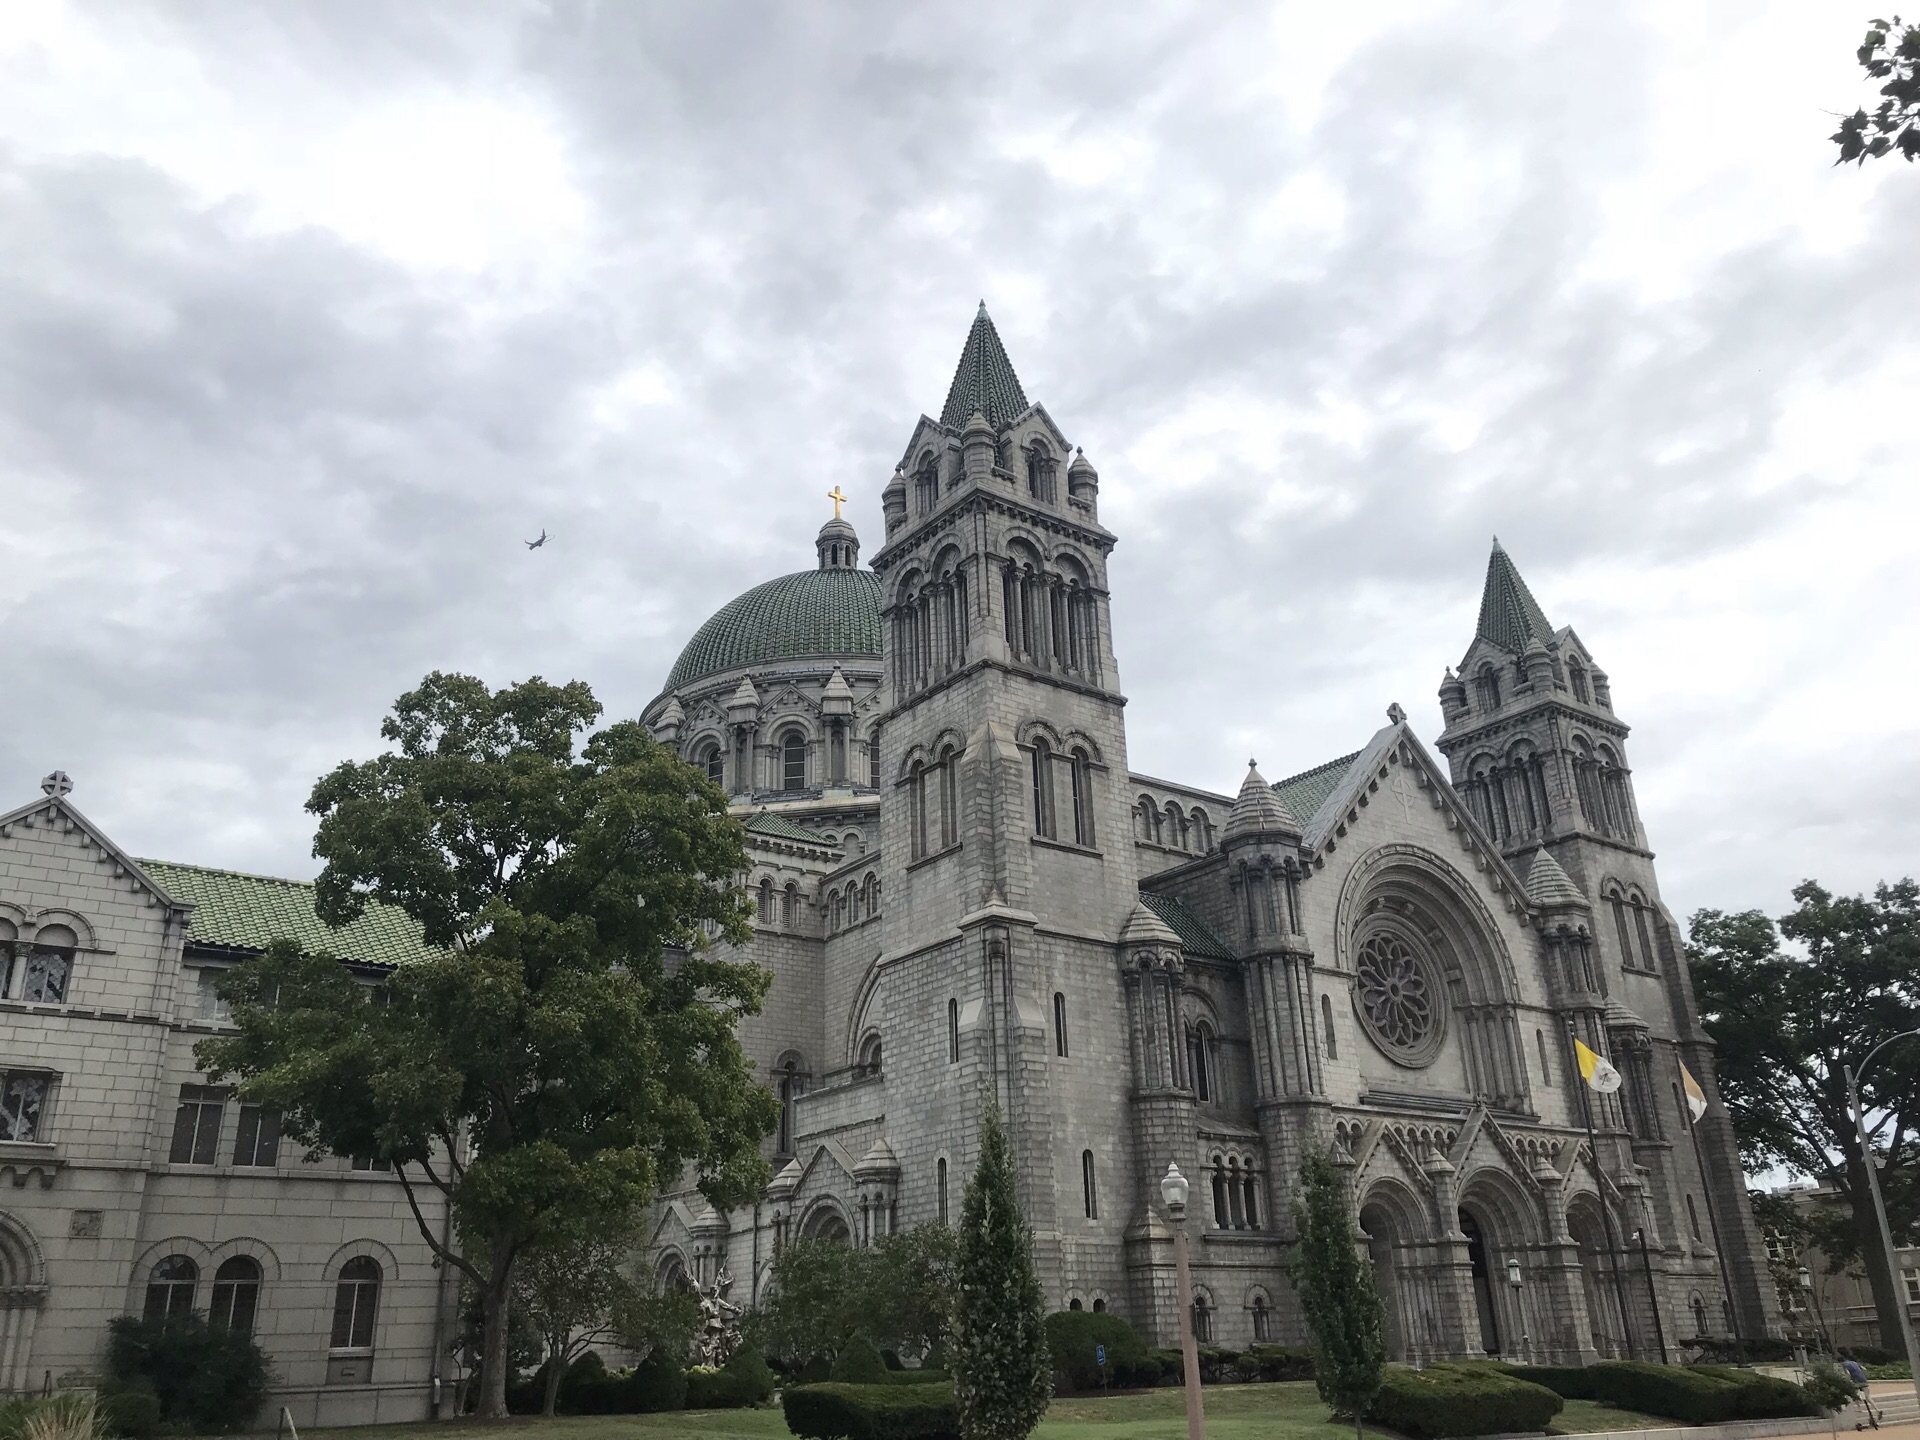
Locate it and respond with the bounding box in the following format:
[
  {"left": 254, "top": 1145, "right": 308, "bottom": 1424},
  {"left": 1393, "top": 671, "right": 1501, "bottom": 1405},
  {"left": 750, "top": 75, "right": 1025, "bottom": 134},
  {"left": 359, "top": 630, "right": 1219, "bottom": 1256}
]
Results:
[
  {"left": 542, "top": 1339, "right": 564, "bottom": 1417},
  {"left": 476, "top": 1243, "right": 517, "bottom": 1419},
  {"left": 1844, "top": 1151, "right": 1911, "bottom": 1362}
]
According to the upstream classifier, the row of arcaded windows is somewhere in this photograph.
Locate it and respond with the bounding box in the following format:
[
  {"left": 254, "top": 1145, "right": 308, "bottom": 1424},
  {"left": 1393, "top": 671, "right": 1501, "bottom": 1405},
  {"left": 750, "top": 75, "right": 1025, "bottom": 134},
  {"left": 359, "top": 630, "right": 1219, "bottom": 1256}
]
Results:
[
  {"left": 1210, "top": 1152, "right": 1262, "bottom": 1231},
  {"left": 144, "top": 1253, "right": 381, "bottom": 1352},
  {"left": 691, "top": 724, "right": 880, "bottom": 794},
  {"left": 1134, "top": 797, "right": 1214, "bottom": 853}
]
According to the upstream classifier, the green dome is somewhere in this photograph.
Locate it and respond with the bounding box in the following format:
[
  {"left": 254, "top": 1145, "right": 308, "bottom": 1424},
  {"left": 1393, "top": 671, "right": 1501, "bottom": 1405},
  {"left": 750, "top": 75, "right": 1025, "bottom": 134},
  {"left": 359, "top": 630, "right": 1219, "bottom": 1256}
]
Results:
[{"left": 667, "top": 568, "right": 883, "bottom": 691}]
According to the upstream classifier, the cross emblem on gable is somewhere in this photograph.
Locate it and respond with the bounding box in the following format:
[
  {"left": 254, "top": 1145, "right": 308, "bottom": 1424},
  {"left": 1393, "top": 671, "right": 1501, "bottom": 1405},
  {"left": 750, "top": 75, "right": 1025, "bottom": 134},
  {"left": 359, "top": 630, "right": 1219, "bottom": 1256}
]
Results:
[{"left": 1389, "top": 772, "right": 1418, "bottom": 824}]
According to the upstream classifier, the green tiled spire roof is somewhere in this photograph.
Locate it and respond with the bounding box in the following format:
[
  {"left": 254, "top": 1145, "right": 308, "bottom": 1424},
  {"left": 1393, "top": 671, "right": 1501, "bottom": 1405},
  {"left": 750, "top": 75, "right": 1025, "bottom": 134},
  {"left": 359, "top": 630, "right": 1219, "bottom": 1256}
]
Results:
[
  {"left": 745, "top": 811, "right": 840, "bottom": 846},
  {"left": 939, "top": 302, "right": 1030, "bottom": 430},
  {"left": 667, "top": 568, "right": 882, "bottom": 690},
  {"left": 137, "top": 858, "right": 434, "bottom": 968},
  {"left": 1138, "top": 891, "right": 1236, "bottom": 961},
  {"left": 1274, "top": 752, "right": 1361, "bottom": 829},
  {"left": 1475, "top": 538, "right": 1555, "bottom": 654}
]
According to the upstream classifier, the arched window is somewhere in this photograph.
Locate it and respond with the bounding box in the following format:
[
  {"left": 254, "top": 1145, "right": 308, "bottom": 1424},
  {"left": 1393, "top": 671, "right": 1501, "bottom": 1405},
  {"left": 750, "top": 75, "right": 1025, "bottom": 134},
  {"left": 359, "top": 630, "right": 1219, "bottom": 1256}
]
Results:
[
  {"left": 144, "top": 1255, "right": 198, "bottom": 1319},
  {"left": 1192, "top": 1295, "right": 1213, "bottom": 1343},
  {"left": 330, "top": 1257, "right": 381, "bottom": 1350},
  {"left": 784, "top": 882, "right": 799, "bottom": 928},
  {"left": 1053, "top": 992, "right": 1069, "bottom": 1058},
  {"left": 1686, "top": 1194, "right": 1702, "bottom": 1241},
  {"left": 1536, "top": 1029, "right": 1551, "bottom": 1084},
  {"left": 868, "top": 731, "right": 882, "bottom": 788},
  {"left": 1082, "top": 1150, "right": 1098, "bottom": 1219},
  {"left": 1188, "top": 1023, "right": 1213, "bottom": 1103},
  {"left": 937, "top": 1158, "right": 949, "bottom": 1225},
  {"left": 948, "top": 998, "right": 960, "bottom": 1064},
  {"left": 939, "top": 746, "right": 959, "bottom": 850},
  {"left": 1569, "top": 661, "right": 1591, "bottom": 704},
  {"left": 1632, "top": 897, "right": 1658, "bottom": 971},
  {"left": 1475, "top": 664, "right": 1501, "bottom": 712},
  {"left": 1069, "top": 1298, "right": 1083, "bottom": 1311},
  {"left": 1242, "top": 1171, "right": 1260, "bottom": 1230},
  {"left": 210, "top": 1256, "right": 261, "bottom": 1335},
  {"left": 910, "top": 761, "right": 927, "bottom": 859},
  {"left": 1092, "top": 1297, "right": 1106, "bottom": 1313},
  {"left": 21, "top": 924, "right": 74, "bottom": 1004},
  {"left": 1321, "top": 993, "right": 1337, "bottom": 1059},
  {"left": 1031, "top": 739, "right": 1056, "bottom": 839},
  {"left": 1690, "top": 1293, "right": 1709, "bottom": 1336},
  {"left": 777, "top": 1058, "right": 800, "bottom": 1154},
  {"left": 858, "top": 1034, "right": 883, "bottom": 1078},
  {"left": 1608, "top": 887, "right": 1636, "bottom": 969},
  {"left": 758, "top": 878, "right": 774, "bottom": 924},
  {"left": 697, "top": 741, "right": 724, "bottom": 787},
  {"left": 781, "top": 731, "right": 807, "bottom": 792},
  {"left": 1026, "top": 442, "right": 1056, "bottom": 504},
  {"left": 1071, "top": 749, "right": 1095, "bottom": 847},
  {"left": 1211, "top": 1168, "right": 1228, "bottom": 1229},
  {"left": 1252, "top": 1296, "right": 1271, "bottom": 1343}
]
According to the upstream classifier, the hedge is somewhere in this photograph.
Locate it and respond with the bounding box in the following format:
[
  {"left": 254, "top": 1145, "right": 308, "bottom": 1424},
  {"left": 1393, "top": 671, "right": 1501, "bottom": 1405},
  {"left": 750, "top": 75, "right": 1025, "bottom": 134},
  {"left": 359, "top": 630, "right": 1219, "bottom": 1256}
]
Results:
[
  {"left": 1238, "top": 1344, "right": 1316, "bottom": 1382},
  {"left": 1368, "top": 1364, "right": 1564, "bottom": 1439},
  {"left": 1499, "top": 1361, "right": 1819, "bottom": 1425},
  {"left": 782, "top": 1381, "right": 959, "bottom": 1440},
  {"left": 833, "top": 1333, "right": 893, "bottom": 1384},
  {"left": 1044, "top": 1311, "right": 1149, "bottom": 1391}
]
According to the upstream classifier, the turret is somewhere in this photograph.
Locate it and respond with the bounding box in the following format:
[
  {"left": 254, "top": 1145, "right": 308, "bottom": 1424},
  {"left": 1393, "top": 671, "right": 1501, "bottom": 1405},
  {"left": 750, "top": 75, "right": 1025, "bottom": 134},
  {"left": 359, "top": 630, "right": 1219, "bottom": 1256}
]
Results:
[
  {"left": 817, "top": 511, "right": 860, "bottom": 570},
  {"left": 1067, "top": 447, "right": 1099, "bottom": 518},
  {"left": 883, "top": 467, "right": 907, "bottom": 537},
  {"left": 1438, "top": 667, "right": 1468, "bottom": 725}
]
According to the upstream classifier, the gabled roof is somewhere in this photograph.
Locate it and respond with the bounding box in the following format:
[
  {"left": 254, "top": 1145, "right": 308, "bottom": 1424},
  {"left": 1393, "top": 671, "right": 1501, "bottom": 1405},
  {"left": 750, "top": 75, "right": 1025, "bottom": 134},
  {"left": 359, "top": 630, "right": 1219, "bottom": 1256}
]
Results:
[
  {"left": 1138, "top": 892, "right": 1236, "bottom": 961},
  {"left": 136, "top": 859, "right": 434, "bottom": 969},
  {"left": 743, "top": 811, "right": 840, "bottom": 847},
  {"left": 1474, "top": 538, "right": 1556, "bottom": 655},
  {"left": 939, "top": 302, "right": 1030, "bottom": 430},
  {"left": 0, "top": 788, "right": 181, "bottom": 915},
  {"left": 1273, "top": 752, "right": 1361, "bottom": 830}
]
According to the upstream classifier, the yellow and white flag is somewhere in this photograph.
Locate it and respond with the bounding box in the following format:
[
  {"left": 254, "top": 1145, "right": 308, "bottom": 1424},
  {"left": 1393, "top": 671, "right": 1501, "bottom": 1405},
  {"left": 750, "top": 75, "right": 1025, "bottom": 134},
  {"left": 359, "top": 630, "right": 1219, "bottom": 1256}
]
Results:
[
  {"left": 1574, "top": 1038, "right": 1623, "bottom": 1094},
  {"left": 1680, "top": 1063, "right": 1709, "bottom": 1122}
]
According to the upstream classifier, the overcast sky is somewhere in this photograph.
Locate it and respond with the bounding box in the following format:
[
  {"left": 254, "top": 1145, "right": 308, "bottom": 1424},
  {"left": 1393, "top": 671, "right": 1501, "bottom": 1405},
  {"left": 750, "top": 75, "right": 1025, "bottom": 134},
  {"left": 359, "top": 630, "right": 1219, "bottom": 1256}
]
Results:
[{"left": 1, "top": 1, "right": 1913, "bottom": 936}]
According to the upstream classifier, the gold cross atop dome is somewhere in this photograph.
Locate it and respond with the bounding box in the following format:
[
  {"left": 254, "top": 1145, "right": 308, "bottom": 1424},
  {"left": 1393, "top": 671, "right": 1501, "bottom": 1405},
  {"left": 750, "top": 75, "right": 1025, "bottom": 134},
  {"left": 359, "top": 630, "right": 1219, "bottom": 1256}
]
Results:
[{"left": 827, "top": 485, "right": 849, "bottom": 520}]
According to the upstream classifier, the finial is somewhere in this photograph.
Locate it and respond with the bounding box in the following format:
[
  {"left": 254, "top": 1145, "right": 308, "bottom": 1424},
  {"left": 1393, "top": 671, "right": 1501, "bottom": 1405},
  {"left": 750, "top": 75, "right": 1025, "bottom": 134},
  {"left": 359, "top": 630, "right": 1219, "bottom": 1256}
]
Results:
[
  {"left": 1491, "top": 534, "right": 1505, "bottom": 552},
  {"left": 1248, "top": 758, "right": 1258, "bottom": 770},
  {"left": 827, "top": 484, "right": 848, "bottom": 520},
  {"left": 977, "top": 299, "right": 988, "bottom": 315},
  {"left": 41, "top": 770, "right": 73, "bottom": 798},
  {"left": 1387, "top": 703, "right": 1406, "bottom": 724}
]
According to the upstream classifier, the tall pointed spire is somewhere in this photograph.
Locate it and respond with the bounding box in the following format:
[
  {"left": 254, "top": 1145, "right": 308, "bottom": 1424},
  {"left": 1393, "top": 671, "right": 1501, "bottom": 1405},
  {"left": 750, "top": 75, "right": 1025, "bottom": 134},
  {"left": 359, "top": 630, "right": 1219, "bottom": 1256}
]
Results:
[
  {"left": 939, "top": 301, "right": 1030, "bottom": 430},
  {"left": 1474, "top": 538, "right": 1556, "bottom": 653}
]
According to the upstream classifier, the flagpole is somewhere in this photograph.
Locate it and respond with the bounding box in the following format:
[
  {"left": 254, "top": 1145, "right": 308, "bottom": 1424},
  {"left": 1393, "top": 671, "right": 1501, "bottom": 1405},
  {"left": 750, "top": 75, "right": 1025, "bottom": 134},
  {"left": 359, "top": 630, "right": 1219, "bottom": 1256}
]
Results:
[
  {"left": 1680, "top": 1055, "right": 1743, "bottom": 1347},
  {"left": 1571, "top": 1020, "right": 1640, "bottom": 1362}
]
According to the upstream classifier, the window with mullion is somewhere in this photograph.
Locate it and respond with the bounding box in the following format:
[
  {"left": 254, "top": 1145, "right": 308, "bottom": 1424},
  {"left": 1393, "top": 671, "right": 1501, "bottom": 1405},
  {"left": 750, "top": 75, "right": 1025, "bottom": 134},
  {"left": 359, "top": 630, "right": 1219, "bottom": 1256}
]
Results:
[
  {"left": 169, "top": 1086, "right": 225, "bottom": 1165},
  {"left": 232, "top": 1104, "right": 281, "bottom": 1167},
  {"left": 0, "top": 1070, "right": 51, "bottom": 1141}
]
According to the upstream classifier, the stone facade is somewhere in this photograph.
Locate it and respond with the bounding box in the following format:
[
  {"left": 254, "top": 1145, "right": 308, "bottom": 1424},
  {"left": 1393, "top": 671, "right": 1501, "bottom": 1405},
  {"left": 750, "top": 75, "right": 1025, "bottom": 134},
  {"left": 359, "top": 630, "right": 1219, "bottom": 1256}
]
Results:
[
  {"left": 641, "top": 305, "right": 1782, "bottom": 1364},
  {"left": 0, "top": 779, "right": 454, "bottom": 1424}
]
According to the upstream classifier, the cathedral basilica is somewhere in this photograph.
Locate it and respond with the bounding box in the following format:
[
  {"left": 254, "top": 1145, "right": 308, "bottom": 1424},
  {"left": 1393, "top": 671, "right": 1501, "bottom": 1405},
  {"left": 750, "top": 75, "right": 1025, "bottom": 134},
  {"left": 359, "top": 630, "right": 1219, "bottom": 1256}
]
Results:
[{"left": 642, "top": 306, "right": 1779, "bottom": 1364}]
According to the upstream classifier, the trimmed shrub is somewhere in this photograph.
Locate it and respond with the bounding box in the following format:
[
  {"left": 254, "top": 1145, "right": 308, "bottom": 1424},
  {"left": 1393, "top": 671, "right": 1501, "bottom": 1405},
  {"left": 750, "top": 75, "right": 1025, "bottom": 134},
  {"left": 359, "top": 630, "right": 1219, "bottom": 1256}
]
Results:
[
  {"left": 1367, "top": 1364, "right": 1563, "bottom": 1439},
  {"left": 879, "top": 1368, "right": 950, "bottom": 1386},
  {"left": 833, "top": 1332, "right": 893, "bottom": 1384},
  {"left": 783, "top": 1381, "right": 958, "bottom": 1440},
  {"left": 96, "top": 1383, "right": 162, "bottom": 1440},
  {"left": 725, "top": 1345, "right": 778, "bottom": 1404},
  {"left": 1143, "top": 1348, "right": 1186, "bottom": 1386},
  {"left": 1237, "top": 1344, "right": 1316, "bottom": 1383},
  {"left": 798, "top": 1354, "right": 835, "bottom": 1385},
  {"left": 104, "top": 1314, "right": 271, "bottom": 1433},
  {"left": 1797, "top": 1361, "right": 1859, "bottom": 1414},
  {"left": 685, "top": 1365, "right": 753, "bottom": 1410},
  {"left": 1491, "top": 1363, "right": 1598, "bottom": 1400},
  {"left": 1044, "top": 1311, "right": 1149, "bottom": 1392},
  {"left": 557, "top": 1350, "right": 606, "bottom": 1411},
  {"left": 617, "top": 1350, "right": 690, "bottom": 1413}
]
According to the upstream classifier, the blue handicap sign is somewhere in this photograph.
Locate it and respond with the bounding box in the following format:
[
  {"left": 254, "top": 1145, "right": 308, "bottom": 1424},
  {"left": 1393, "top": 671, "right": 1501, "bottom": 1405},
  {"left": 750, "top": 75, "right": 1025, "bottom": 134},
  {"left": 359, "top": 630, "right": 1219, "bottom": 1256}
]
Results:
[{"left": 1096, "top": 1344, "right": 1106, "bottom": 1366}]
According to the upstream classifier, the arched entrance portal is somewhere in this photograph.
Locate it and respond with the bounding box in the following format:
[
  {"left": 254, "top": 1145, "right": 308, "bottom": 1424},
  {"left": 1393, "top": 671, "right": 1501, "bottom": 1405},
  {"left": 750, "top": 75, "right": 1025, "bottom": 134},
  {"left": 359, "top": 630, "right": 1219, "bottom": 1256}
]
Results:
[
  {"left": 1568, "top": 1195, "right": 1629, "bottom": 1359},
  {"left": 800, "top": 1203, "right": 852, "bottom": 1246},
  {"left": 1459, "top": 1211, "right": 1501, "bottom": 1355},
  {"left": 1359, "top": 1183, "right": 1435, "bottom": 1363}
]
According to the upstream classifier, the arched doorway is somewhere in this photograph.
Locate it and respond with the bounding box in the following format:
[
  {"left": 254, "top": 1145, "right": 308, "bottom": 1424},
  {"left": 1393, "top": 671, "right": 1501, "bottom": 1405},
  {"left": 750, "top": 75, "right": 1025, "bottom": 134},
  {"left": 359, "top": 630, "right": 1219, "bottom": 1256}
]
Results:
[
  {"left": 1459, "top": 1210, "right": 1502, "bottom": 1356},
  {"left": 1359, "top": 1182, "right": 1433, "bottom": 1363},
  {"left": 1567, "top": 1194, "right": 1628, "bottom": 1358},
  {"left": 800, "top": 1202, "right": 852, "bottom": 1246}
]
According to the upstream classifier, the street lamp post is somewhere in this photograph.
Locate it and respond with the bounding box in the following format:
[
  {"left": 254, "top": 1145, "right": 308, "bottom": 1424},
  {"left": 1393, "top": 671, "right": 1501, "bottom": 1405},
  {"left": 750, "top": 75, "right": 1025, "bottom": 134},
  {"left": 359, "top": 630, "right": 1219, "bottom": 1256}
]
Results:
[
  {"left": 1161, "top": 1163, "right": 1207, "bottom": 1440},
  {"left": 1507, "top": 1257, "right": 1528, "bottom": 1362},
  {"left": 1845, "top": 1030, "right": 1920, "bottom": 1413}
]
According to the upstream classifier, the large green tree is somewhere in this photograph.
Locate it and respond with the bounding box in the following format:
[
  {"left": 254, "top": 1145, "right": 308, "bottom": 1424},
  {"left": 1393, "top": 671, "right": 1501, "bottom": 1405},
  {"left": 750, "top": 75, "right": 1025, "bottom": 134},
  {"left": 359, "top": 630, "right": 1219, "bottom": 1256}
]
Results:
[
  {"left": 1688, "top": 879, "right": 1920, "bottom": 1358},
  {"left": 198, "top": 673, "right": 779, "bottom": 1418},
  {"left": 1832, "top": 17, "right": 1920, "bottom": 164},
  {"left": 1291, "top": 1147, "right": 1386, "bottom": 1440},
  {"left": 950, "top": 1104, "right": 1050, "bottom": 1440},
  {"left": 751, "top": 1224, "right": 957, "bottom": 1367}
]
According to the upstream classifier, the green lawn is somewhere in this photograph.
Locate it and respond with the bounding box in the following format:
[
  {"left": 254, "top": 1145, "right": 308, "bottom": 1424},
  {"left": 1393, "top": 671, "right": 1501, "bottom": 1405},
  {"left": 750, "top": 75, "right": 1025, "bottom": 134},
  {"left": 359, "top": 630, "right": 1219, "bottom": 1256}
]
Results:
[{"left": 303, "top": 1381, "right": 1671, "bottom": 1440}]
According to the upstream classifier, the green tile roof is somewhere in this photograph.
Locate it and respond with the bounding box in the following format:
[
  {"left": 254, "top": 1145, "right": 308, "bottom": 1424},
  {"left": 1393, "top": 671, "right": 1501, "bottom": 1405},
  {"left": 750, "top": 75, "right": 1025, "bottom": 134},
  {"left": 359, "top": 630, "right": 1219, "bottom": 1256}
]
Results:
[
  {"left": 667, "top": 568, "right": 882, "bottom": 691},
  {"left": 939, "top": 302, "right": 1030, "bottom": 430},
  {"left": 1475, "top": 539, "right": 1555, "bottom": 654},
  {"left": 138, "top": 859, "right": 434, "bottom": 969},
  {"left": 1138, "top": 891, "right": 1236, "bottom": 961},
  {"left": 1274, "top": 752, "right": 1360, "bottom": 829},
  {"left": 744, "top": 811, "right": 839, "bottom": 846}
]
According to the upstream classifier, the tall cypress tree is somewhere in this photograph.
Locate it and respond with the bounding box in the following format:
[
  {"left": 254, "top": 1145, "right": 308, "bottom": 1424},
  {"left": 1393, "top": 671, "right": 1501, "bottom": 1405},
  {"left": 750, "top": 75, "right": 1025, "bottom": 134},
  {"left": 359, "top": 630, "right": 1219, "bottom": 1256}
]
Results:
[
  {"left": 951, "top": 1101, "right": 1051, "bottom": 1440},
  {"left": 1291, "top": 1147, "right": 1387, "bottom": 1440}
]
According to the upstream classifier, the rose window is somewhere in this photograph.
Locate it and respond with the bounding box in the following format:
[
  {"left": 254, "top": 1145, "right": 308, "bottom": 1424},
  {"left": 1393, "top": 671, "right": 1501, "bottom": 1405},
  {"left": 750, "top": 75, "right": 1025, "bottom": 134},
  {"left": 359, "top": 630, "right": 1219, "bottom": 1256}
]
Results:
[{"left": 1354, "top": 932, "right": 1443, "bottom": 1064}]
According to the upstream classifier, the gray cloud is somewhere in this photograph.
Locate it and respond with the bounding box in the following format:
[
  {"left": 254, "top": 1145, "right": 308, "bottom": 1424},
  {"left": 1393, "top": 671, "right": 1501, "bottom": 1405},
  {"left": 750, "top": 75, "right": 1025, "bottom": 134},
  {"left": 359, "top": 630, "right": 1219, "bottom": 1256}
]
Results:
[{"left": 1, "top": 0, "right": 1912, "bottom": 930}]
